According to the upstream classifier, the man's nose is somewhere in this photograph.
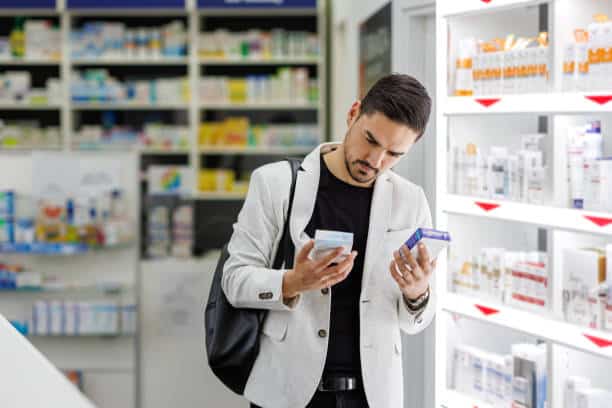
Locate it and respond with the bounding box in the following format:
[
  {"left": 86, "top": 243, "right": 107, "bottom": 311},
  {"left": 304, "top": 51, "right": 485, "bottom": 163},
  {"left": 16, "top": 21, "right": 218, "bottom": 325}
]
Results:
[{"left": 367, "top": 148, "right": 385, "bottom": 169}]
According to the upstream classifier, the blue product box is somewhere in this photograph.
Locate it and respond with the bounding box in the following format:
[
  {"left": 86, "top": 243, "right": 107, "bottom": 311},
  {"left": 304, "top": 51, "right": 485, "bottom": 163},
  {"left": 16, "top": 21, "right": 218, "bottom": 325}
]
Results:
[
  {"left": 404, "top": 228, "right": 451, "bottom": 260},
  {"left": 0, "top": 191, "right": 15, "bottom": 218},
  {"left": 0, "top": 218, "right": 15, "bottom": 244}
]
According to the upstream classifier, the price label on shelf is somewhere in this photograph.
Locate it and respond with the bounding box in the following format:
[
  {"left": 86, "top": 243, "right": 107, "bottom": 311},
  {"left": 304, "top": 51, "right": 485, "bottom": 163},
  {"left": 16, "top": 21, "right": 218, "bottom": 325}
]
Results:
[
  {"left": 474, "top": 201, "right": 500, "bottom": 212},
  {"left": 474, "top": 98, "right": 501, "bottom": 108},
  {"left": 583, "top": 334, "right": 612, "bottom": 349},
  {"left": 67, "top": 0, "right": 185, "bottom": 8},
  {"left": 0, "top": 0, "right": 55, "bottom": 7},
  {"left": 583, "top": 215, "right": 612, "bottom": 228},
  {"left": 198, "top": 0, "right": 316, "bottom": 8},
  {"left": 585, "top": 95, "right": 612, "bottom": 106},
  {"left": 475, "top": 304, "right": 499, "bottom": 316}
]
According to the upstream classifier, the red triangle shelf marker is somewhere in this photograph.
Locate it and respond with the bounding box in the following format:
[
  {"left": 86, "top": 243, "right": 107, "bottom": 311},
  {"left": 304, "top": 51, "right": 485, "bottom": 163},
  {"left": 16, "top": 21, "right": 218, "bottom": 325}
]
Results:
[
  {"left": 584, "top": 334, "right": 612, "bottom": 348},
  {"left": 475, "top": 304, "right": 499, "bottom": 316},
  {"left": 584, "top": 215, "right": 612, "bottom": 227},
  {"left": 585, "top": 95, "right": 612, "bottom": 105},
  {"left": 475, "top": 98, "right": 500, "bottom": 107},
  {"left": 475, "top": 201, "right": 500, "bottom": 212}
]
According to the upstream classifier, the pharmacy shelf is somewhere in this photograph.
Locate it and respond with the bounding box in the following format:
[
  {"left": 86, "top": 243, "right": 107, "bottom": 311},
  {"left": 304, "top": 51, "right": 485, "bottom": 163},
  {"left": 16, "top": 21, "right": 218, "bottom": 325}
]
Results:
[
  {"left": 71, "top": 144, "right": 191, "bottom": 155},
  {"left": 201, "top": 102, "right": 319, "bottom": 110},
  {"left": 0, "top": 283, "right": 132, "bottom": 295},
  {"left": 29, "top": 333, "right": 132, "bottom": 338},
  {"left": 441, "top": 293, "right": 612, "bottom": 359},
  {"left": 199, "top": 57, "right": 320, "bottom": 66},
  {"left": 139, "top": 147, "right": 191, "bottom": 155},
  {"left": 198, "top": 8, "right": 318, "bottom": 17},
  {"left": 72, "top": 143, "right": 138, "bottom": 152},
  {"left": 443, "top": 194, "right": 612, "bottom": 236},
  {"left": 439, "top": 389, "right": 493, "bottom": 408},
  {"left": 0, "top": 103, "right": 61, "bottom": 110},
  {"left": 199, "top": 145, "right": 313, "bottom": 155},
  {"left": 443, "top": 92, "right": 612, "bottom": 115},
  {"left": 0, "top": 58, "right": 61, "bottom": 65},
  {"left": 71, "top": 57, "right": 189, "bottom": 66},
  {"left": 0, "top": 146, "right": 63, "bottom": 152},
  {"left": 192, "top": 191, "right": 247, "bottom": 201},
  {"left": 439, "top": 0, "right": 546, "bottom": 18},
  {"left": 0, "top": 242, "right": 133, "bottom": 255},
  {"left": 71, "top": 102, "right": 189, "bottom": 110}
]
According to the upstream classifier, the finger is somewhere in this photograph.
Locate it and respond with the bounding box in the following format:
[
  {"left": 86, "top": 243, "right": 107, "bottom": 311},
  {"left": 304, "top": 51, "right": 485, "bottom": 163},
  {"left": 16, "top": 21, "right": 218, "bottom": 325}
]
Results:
[
  {"left": 417, "top": 243, "right": 431, "bottom": 269},
  {"left": 323, "top": 251, "right": 357, "bottom": 276},
  {"left": 401, "top": 245, "right": 420, "bottom": 275},
  {"left": 401, "top": 245, "right": 424, "bottom": 281},
  {"left": 427, "top": 258, "right": 437, "bottom": 277},
  {"left": 392, "top": 250, "right": 411, "bottom": 276},
  {"left": 323, "top": 270, "right": 352, "bottom": 287},
  {"left": 318, "top": 252, "right": 356, "bottom": 284},
  {"left": 296, "top": 240, "right": 315, "bottom": 263},
  {"left": 314, "top": 247, "right": 345, "bottom": 271},
  {"left": 389, "top": 260, "right": 411, "bottom": 290}
]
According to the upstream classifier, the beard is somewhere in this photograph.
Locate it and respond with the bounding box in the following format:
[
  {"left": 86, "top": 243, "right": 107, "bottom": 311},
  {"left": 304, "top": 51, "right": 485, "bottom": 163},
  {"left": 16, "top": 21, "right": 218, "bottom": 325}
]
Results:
[{"left": 343, "top": 155, "right": 379, "bottom": 184}]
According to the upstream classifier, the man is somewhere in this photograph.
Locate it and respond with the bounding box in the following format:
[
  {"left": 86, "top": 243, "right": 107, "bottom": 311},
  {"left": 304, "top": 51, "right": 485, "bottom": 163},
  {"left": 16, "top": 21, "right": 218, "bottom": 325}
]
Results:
[{"left": 222, "top": 74, "right": 435, "bottom": 408}]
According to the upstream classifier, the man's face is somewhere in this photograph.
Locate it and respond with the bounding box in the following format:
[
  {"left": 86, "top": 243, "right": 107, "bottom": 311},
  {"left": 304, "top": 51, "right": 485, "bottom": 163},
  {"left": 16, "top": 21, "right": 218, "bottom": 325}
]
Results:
[{"left": 343, "top": 103, "right": 420, "bottom": 185}]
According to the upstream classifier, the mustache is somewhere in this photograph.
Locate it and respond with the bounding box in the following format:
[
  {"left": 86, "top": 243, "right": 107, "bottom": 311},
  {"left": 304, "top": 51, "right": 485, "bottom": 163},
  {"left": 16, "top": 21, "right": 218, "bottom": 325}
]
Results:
[{"left": 353, "top": 160, "right": 378, "bottom": 173}]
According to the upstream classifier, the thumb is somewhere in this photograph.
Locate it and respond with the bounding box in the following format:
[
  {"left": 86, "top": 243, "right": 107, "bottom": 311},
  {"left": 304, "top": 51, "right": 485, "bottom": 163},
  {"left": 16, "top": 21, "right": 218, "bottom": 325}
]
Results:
[{"left": 296, "top": 240, "right": 315, "bottom": 263}]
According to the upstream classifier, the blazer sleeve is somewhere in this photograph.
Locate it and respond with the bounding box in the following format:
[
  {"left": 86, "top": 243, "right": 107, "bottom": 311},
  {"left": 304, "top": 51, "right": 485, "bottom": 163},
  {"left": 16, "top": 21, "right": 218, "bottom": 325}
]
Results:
[
  {"left": 221, "top": 165, "right": 300, "bottom": 312},
  {"left": 398, "top": 186, "right": 437, "bottom": 334}
]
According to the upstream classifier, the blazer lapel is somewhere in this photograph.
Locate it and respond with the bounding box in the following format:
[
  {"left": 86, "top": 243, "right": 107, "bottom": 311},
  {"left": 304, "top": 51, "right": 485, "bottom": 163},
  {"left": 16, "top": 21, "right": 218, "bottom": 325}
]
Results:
[
  {"left": 290, "top": 144, "right": 325, "bottom": 249},
  {"left": 361, "top": 172, "right": 393, "bottom": 299}
]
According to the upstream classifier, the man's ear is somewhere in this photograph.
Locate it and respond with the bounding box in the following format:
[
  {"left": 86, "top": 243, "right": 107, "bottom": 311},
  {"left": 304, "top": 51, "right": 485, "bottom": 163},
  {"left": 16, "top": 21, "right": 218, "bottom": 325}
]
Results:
[{"left": 347, "top": 100, "right": 362, "bottom": 127}]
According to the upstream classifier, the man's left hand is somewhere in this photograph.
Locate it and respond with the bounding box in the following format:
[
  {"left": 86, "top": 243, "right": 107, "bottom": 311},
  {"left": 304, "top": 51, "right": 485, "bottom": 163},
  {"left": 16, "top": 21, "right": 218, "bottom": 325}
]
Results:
[{"left": 389, "top": 243, "right": 436, "bottom": 301}]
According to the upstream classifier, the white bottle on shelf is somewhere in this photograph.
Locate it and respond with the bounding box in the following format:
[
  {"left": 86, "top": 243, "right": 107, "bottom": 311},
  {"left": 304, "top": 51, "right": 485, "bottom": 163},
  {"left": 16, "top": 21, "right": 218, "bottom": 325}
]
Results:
[{"left": 454, "top": 38, "right": 476, "bottom": 96}]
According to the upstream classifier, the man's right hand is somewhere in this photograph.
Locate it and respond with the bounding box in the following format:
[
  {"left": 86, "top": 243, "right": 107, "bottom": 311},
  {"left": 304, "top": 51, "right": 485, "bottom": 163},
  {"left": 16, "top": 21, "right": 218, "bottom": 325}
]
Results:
[{"left": 282, "top": 240, "right": 357, "bottom": 299}]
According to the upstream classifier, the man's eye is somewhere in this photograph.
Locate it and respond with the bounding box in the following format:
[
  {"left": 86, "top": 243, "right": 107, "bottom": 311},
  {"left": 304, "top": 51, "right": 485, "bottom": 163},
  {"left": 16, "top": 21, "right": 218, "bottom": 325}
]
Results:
[
  {"left": 366, "top": 138, "right": 376, "bottom": 145},
  {"left": 389, "top": 152, "right": 402, "bottom": 158}
]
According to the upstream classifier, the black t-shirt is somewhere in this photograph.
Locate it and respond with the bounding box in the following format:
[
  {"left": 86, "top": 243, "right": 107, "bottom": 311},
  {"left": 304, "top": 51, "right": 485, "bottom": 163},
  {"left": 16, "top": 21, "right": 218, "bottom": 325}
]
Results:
[{"left": 304, "top": 153, "right": 374, "bottom": 378}]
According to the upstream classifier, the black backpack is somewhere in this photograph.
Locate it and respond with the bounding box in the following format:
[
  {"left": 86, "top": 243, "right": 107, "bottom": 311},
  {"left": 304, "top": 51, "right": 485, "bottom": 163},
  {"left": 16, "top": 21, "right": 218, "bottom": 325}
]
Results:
[{"left": 205, "top": 158, "right": 301, "bottom": 395}]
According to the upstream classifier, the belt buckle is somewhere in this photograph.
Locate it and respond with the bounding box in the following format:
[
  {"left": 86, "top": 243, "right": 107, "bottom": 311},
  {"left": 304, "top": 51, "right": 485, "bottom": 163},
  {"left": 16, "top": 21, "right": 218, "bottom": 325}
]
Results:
[{"left": 317, "top": 377, "right": 357, "bottom": 392}]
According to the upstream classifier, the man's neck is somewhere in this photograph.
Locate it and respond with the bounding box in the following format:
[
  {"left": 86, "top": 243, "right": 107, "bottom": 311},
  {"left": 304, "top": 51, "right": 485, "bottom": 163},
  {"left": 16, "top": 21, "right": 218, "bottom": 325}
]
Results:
[{"left": 323, "top": 144, "right": 375, "bottom": 188}]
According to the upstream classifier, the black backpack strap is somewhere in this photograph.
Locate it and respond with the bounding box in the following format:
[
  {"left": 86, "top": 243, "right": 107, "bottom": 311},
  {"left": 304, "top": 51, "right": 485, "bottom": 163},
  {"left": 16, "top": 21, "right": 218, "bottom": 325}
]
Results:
[{"left": 272, "top": 158, "right": 301, "bottom": 270}]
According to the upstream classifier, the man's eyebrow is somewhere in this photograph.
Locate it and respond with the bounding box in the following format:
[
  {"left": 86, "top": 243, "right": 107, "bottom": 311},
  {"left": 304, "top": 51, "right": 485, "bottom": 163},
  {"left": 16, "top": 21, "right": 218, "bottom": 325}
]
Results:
[{"left": 365, "top": 129, "right": 405, "bottom": 156}]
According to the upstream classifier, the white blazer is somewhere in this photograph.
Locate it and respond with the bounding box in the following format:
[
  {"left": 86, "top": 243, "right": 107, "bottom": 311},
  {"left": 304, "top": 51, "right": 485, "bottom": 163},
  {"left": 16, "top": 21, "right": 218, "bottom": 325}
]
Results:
[{"left": 222, "top": 143, "right": 435, "bottom": 408}]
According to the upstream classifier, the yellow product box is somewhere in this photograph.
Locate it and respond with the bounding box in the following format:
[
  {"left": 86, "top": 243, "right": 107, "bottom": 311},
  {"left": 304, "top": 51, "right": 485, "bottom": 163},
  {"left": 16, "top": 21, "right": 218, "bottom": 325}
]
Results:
[
  {"left": 222, "top": 117, "right": 249, "bottom": 146},
  {"left": 228, "top": 79, "right": 247, "bottom": 103},
  {"left": 216, "top": 170, "right": 235, "bottom": 191},
  {"left": 232, "top": 180, "right": 249, "bottom": 194},
  {"left": 181, "top": 78, "right": 191, "bottom": 102},
  {"left": 199, "top": 122, "right": 222, "bottom": 146},
  {"left": 198, "top": 169, "right": 217, "bottom": 191}
]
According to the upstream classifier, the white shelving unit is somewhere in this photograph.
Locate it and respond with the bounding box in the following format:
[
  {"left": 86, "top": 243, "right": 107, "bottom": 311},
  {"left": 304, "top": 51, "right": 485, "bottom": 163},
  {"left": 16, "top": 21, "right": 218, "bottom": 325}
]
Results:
[
  {"left": 435, "top": 1, "right": 612, "bottom": 407},
  {"left": 1, "top": 2, "right": 325, "bottom": 408},
  {"left": 0, "top": 152, "right": 140, "bottom": 408}
]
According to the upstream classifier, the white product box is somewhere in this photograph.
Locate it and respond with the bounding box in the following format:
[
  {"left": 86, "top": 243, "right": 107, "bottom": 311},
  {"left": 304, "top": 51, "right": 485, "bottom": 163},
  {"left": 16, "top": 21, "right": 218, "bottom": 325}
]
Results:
[
  {"left": 64, "top": 302, "right": 77, "bottom": 336},
  {"left": 312, "top": 230, "right": 353, "bottom": 263},
  {"left": 565, "top": 376, "right": 592, "bottom": 408},
  {"left": 563, "top": 248, "right": 606, "bottom": 328},
  {"left": 512, "top": 343, "right": 547, "bottom": 408},
  {"left": 576, "top": 389, "right": 612, "bottom": 408},
  {"left": 471, "top": 349, "right": 486, "bottom": 401},
  {"left": 48, "top": 301, "right": 63, "bottom": 335},
  {"left": 32, "top": 301, "right": 48, "bottom": 335}
]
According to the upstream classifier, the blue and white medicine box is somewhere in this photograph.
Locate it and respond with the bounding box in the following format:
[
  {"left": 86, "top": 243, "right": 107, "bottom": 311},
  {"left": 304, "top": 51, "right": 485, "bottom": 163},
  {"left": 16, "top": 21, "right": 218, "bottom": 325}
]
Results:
[
  {"left": 0, "top": 191, "right": 15, "bottom": 218},
  {"left": 405, "top": 228, "right": 451, "bottom": 260}
]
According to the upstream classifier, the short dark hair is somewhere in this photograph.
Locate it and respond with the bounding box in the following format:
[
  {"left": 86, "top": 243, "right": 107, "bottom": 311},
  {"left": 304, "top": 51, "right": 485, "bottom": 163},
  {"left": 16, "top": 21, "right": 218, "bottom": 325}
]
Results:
[{"left": 359, "top": 73, "right": 432, "bottom": 140}]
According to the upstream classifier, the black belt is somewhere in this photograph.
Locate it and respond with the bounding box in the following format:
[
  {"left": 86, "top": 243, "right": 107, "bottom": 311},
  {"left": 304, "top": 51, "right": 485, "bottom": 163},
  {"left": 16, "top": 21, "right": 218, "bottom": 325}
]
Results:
[{"left": 317, "top": 376, "right": 361, "bottom": 392}]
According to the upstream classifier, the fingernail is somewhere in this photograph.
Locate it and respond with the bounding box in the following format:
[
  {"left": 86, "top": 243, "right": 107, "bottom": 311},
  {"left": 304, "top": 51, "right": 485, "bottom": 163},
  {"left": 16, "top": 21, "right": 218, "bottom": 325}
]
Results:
[{"left": 419, "top": 243, "right": 425, "bottom": 249}]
